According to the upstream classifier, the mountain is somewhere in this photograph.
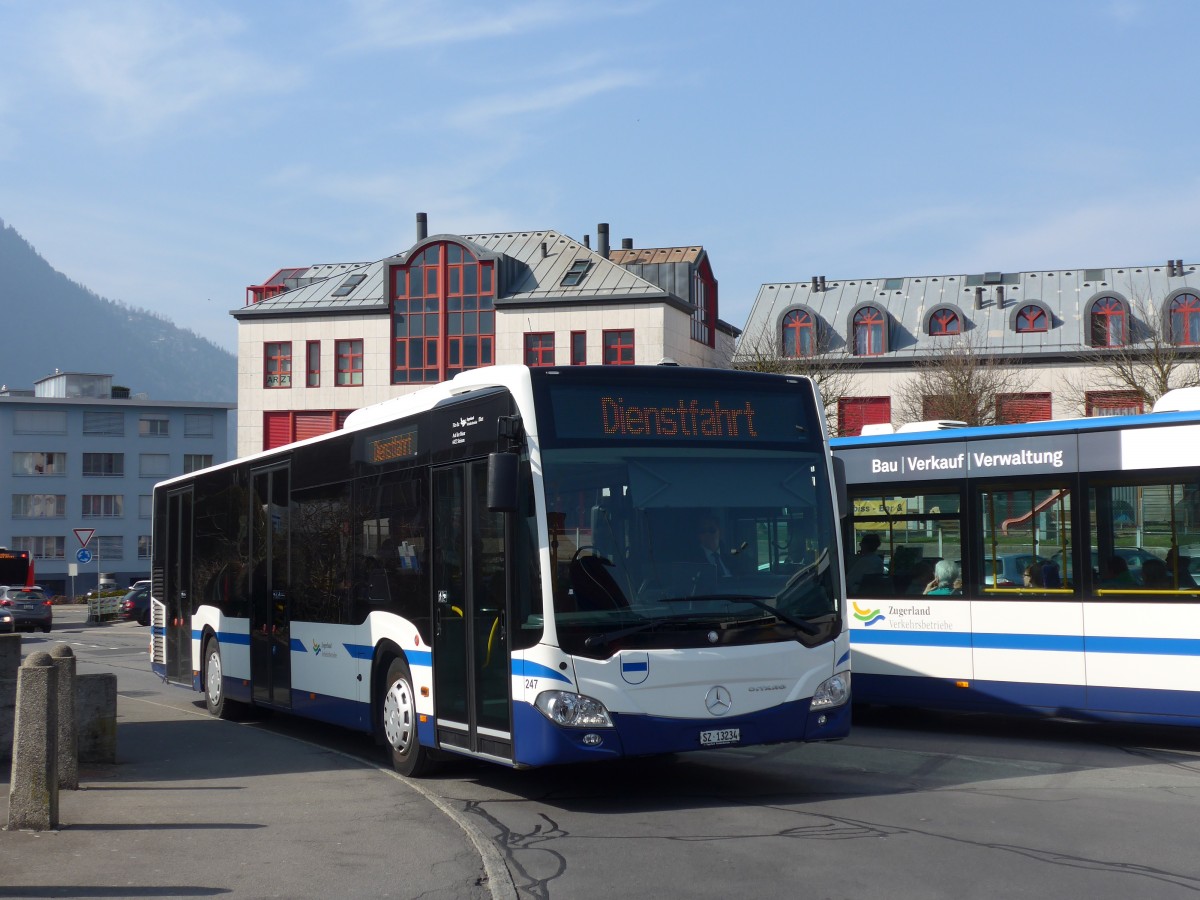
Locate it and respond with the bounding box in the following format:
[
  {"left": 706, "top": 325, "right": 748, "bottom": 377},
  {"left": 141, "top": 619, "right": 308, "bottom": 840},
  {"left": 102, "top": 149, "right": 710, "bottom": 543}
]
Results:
[{"left": 0, "top": 219, "right": 236, "bottom": 402}]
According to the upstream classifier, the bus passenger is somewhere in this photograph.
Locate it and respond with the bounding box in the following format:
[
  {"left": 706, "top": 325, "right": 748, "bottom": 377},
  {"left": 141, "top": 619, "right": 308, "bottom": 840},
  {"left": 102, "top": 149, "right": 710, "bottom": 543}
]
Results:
[
  {"left": 846, "top": 533, "right": 884, "bottom": 592},
  {"left": 923, "top": 560, "right": 962, "bottom": 596},
  {"left": 1101, "top": 556, "right": 1134, "bottom": 588},
  {"left": 1165, "top": 548, "right": 1197, "bottom": 588},
  {"left": 1023, "top": 563, "right": 1044, "bottom": 589},
  {"left": 1141, "top": 557, "right": 1172, "bottom": 589}
]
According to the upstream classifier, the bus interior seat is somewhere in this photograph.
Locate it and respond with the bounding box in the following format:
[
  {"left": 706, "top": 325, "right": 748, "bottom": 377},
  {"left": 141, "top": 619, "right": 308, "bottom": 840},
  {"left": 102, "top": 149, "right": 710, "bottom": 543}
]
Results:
[{"left": 569, "top": 555, "right": 628, "bottom": 611}]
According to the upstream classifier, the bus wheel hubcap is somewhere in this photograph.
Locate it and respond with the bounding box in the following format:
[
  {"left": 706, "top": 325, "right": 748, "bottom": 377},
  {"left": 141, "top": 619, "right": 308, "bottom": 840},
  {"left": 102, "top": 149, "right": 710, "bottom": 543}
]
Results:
[
  {"left": 384, "top": 678, "right": 415, "bottom": 752},
  {"left": 207, "top": 652, "right": 221, "bottom": 702}
]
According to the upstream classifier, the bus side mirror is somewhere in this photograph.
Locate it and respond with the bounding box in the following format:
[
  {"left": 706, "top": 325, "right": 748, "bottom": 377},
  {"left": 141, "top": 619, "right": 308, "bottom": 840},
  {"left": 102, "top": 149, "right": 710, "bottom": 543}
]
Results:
[
  {"left": 487, "top": 452, "right": 519, "bottom": 513},
  {"left": 832, "top": 456, "right": 848, "bottom": 520}
]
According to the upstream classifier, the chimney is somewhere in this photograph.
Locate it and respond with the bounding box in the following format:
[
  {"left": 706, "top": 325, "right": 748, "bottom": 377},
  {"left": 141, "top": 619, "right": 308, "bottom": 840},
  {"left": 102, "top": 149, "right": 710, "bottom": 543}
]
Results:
[
  {"left": 597, "top": 223, "right": 610, "bottom": 258},
  {"left": 811, "top": 276, "right": 819, "bottom": 292},
  {"left": 583, "top": 234, "right": 590, "bottom": 249},
  {"left": 975, "top": 286, "right": 984, "bottom": 309},
  {"left": 621, "top": 238, "right": 633, "bottom": 250},
  {"left": 996, "top": 285, "right": 1004, "bottom": 306},
  {"left": 819, "top": 275, "right": 827, "bottom": 292},
  {"left": 416, "top": 212, "right": 428, "bottom": 241}
]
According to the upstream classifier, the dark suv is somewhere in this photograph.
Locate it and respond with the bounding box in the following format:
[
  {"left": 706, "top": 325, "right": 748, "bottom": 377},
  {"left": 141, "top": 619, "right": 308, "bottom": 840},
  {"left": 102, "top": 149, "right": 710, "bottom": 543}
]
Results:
[
  {"left": 119, "top": 585, "right": 151, "bottom": 626},
  {"left": 0, "top": 585, "right": 52, "bottom": 632}
]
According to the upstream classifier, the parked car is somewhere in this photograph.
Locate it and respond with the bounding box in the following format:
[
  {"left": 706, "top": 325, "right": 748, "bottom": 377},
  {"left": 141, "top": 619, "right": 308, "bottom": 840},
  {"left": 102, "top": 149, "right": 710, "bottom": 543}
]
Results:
[
  {"left": 0, "top": 585, "right": 52, "bottom": 632},
  {"left": 119, "top": 585, "right": 151, "bottom": 626},
  {"left": 1051, "top": 547, "right": 1159, "bottom": 585}
]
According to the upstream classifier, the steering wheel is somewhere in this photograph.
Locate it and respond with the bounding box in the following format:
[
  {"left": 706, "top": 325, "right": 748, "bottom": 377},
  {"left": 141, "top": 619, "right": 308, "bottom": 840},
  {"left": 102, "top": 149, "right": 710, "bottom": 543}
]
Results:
[{"left": 572, "top": 545, "right": 598, "bottom": 562}]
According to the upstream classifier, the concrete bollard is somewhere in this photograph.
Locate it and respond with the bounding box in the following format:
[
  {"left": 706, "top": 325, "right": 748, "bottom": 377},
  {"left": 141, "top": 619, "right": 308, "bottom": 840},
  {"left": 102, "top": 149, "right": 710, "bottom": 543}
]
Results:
[
  {"left": 7, "top": 650, "right": 59, "bottom": 831},
  {"left": 50, "top": 645, "right": 78, "bottom": 790},
  {"left": 76, "top": 673, "right": 117, "bottom": 764},
  {"left": 0, "top": 633, "right": 19, "bottom": 762}
]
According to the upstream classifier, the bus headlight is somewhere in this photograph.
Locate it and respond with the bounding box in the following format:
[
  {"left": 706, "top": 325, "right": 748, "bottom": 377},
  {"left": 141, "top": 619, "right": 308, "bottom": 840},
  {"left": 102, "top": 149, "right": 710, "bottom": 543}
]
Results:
[
  {"left": 534, "top": 690, "right": 614, "bottom": 728},
  {"left": 810, "top": 672, "right": 850, "bottom": 710}
]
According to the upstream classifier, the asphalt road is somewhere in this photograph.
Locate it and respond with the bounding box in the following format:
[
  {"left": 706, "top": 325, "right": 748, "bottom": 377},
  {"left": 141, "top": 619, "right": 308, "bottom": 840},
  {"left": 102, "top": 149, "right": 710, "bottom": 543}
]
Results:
[{"left": 35, "top": 605, "right": 1200, "bottom": 900}]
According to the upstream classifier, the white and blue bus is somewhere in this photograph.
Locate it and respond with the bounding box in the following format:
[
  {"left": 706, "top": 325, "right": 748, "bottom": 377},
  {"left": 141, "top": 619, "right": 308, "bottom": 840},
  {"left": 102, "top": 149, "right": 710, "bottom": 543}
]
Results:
[
  {"left": 831, "top": 396, "right": 1200, "bottom": 727},
  {"left": 151, "top": 365, "right": 849, "bottom": 774}
]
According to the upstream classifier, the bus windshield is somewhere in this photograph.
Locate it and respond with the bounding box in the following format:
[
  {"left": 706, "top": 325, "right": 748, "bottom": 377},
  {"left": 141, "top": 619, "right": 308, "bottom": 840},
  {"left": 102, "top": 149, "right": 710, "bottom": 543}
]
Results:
[{"left": 542, "top": 445, "right": 840, "bottom": 657}]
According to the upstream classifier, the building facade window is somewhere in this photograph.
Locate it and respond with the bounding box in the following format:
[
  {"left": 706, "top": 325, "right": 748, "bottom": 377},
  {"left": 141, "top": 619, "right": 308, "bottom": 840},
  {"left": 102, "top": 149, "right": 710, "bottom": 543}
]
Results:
[
  {"left": 139, "top": 495, "right": 152, "bottom": 518},
  {"left": 82, "top": 495, "right": 124, "bottom": 518},
  {"left": 602, "top": 329, "right": 635, "bottom": 365},
  {"left": 306, "top": 340, "right": 321, "bottom": 387},
  {"left": 184, "top": 414, "right": 213, "bottom": 437},
  {"left": 263, "top": 410, "right": 352, "bottom": 451},
  {"left": 1086, "top": 390, "right": 1144, "bottom": 416},
  {"left": 838, "top": 397, "right": 891, "bottom": 436},
  {"left": 570, "top": 331, "right": 587, "bottom": 365},
  {"left": 12, "top": 495, "right": 66, "bottom": 518},
  {"left": 14, "top": 411, "right": 67, "bottom": 434},
  {"left": 13, "top": 452, "right": 66, "bottom": 476},
  {"left": 997, "top": 392, "right": 1052, "bottom": 423},
  {"left": 690, "top": 259, "right": 718, "bottom": 347},
  {"left": 138, "top": 535, "right": 152, "bottom": 559},
  {"left": 139, "top": 416, "right": 169, "bottom": 437},
  {"left": 83, "top": 412, "right": 124, "bottom": 435},
  {"left": 1170, "top": 292, "right": 1200, "bottom": 346},
  {"left": 391, "top": 242, "right": 495, "bottom": 383},
  {"left": 524, "top": 332, "right": 555, "bottom": 367},
  {"left": 782, "top": 309, "right": 816, "bottom": 358},
  {"left": 13, "top": 536, "right": 64, "bottom": 560},
  {"left": 336, "top": 339, "right": 364, "bottom": 386},
  {"left": 95, "top": 535, "right": 123, "bottom": 559},
  {"left": 928, "top": 308, "right": 961, "bottom": 336},
  {"left": 852, "top": 306, "right": 887, "bottom": 356},
  {"left": 184, "top": 454, "right": 213, "bottom": 473},
  {"left": 265, "top": 341, "right": 292, "bottom": 388},
  {"left": 139, "top": 453, "right": 170, "bottom": 477},
  {"left": 83, "top": 453, "right": 124, "bottom": 477},
  {"left": 1014, "top": 304, "right": 1049, "bottom": 333},
  {"left": 1089, "top": 297, "right": 1127, "bottom": 347}
]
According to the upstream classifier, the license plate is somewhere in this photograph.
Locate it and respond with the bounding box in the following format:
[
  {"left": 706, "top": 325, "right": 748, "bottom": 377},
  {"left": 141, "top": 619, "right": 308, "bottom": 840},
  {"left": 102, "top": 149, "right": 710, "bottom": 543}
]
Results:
[{"left": 700, "top": 727, "right": 740, "bottom": 747}]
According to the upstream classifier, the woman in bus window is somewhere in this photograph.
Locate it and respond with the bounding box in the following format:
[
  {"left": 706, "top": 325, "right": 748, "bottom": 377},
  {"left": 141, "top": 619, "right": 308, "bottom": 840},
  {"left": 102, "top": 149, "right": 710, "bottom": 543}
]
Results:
[{"left": 1023, "top": 563, "right": 1044, "bottom": 589}]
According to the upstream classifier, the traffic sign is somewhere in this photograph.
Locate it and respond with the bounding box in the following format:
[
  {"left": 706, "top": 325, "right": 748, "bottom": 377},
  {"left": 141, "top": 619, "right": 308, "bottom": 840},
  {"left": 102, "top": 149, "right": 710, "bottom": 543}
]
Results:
[
  {"left": 74, "top": 528, "right": 95, "bottom": 548},
  {"left": 76, "top": 548, "right": 93, "bottom": 564}
]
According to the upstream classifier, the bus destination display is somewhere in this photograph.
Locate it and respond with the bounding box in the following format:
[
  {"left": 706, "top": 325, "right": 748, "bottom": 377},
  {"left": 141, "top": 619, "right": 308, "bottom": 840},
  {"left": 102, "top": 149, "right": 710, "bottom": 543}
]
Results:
[{"left": 369, "top": 426, "right": 419, "bottom": 464}]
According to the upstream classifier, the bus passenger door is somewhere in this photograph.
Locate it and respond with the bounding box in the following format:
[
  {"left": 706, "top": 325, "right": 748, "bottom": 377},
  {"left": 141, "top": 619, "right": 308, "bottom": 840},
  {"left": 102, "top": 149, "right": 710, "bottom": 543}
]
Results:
[
  {"left": 162, "top": 488, "right": 193, "bottom": 686},
  {"left": 432, "top": 461, "right": 513, "bottom": 762},
  {"left": 250, "top": 466, "right": 292, "bottom": 708}
]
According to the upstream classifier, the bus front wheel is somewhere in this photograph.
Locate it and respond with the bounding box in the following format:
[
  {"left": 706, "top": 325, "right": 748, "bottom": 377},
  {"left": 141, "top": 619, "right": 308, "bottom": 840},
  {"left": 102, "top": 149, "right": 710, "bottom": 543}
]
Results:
[
  {"left": 204, "top": 638, "right": 238, "bottom": 720},
  {"left": 381, "top": 658, "right": 435, "bottom": 777}
]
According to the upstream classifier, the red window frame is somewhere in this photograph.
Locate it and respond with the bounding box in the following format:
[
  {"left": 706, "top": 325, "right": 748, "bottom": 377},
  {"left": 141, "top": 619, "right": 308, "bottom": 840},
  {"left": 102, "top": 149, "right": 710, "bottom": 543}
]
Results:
[
  {"left": 1086, "top": 390, "right": 1143, "bottom": 417},
  {"left": 570, "top": 331, "right": 587, "bottom": 365},
  {"left": 1089, "top": 297, "right": 1125, "bottom": 347},
  {"left": 1171, "top": 293, "right": 1200, "bottom": 346},
  {"left": 306, "top": 340, "right": 320, "bottom": 388},
  {"left": 782, "top": 309, "right": 815, "bottom": 357},
  {"left": 263, "top": 410, "right": 352, "bottom": 450},
  {"left": 524, "top": 332, "right": 555, "bottom": 367},
  {"left": 837, "top": 397, "right": 890, "bottom": 436},
  {"left": 1015, "top": 305, "right": 1048, "bottom": 333},
  {"left": 996, "top": 392, "right": 1052, "bottom": 424},
  {"left": 602, "top": 329, "right": 635, "bottom": 365},
  {"left": 336, "top": 339, "right": 363, "bottom": 386},
  {"left": 390, "top": 242, "right": 495, "bottom": 384},
  {"left": 929, "top": 309, "right": 960, "bottom": 336},
  {"left": 853, "top": 307, "right": 886, "bottom": 356},
  {"left": 264, "top": 342, "right": 292, "bottom": 388}
]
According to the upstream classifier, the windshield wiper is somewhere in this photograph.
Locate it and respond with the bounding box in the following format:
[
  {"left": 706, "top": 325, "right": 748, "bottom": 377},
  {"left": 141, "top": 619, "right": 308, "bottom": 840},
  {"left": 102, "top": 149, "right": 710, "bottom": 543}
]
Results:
[
  {"left": 659, "top": 595, "right": 821, "bottom": 636},
  {"left": 583, "top": 611, "right": 724, "bottom": 649}
]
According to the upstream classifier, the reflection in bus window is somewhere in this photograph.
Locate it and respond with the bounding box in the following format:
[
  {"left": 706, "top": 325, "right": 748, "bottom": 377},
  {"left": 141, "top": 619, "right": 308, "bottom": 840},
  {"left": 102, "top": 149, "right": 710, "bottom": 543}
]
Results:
[
  {"left": 1089, "top": 480, "right": 1200, "bottom": 598},
  {"left": 979, "top": 486, "right": 1070, "bottom": 596}
]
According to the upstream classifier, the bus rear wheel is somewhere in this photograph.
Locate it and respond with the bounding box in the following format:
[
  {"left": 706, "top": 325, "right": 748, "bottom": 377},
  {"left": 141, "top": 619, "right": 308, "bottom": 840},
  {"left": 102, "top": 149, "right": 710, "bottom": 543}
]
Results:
[{"left": 381, "top": 658, "right": 435, "bottom": 777}]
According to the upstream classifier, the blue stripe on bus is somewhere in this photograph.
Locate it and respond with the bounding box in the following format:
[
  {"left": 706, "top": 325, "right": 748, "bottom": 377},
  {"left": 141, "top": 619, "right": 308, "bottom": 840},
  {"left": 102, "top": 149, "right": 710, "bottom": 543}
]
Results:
[
  {"left": 342, "top": 643, "right": 375, "bottom": 660},
  {"left": 290, "top": 638, "right": 307, "bottom": 652},
  {"left": 837, "top": 650, "right": 851, "bottom": 667},
  {"left": 851, "top": 631, "right": 1200, "bottom": 656},
  {"left": 511, "top": 658, "right": 572, "bottom": 683}
]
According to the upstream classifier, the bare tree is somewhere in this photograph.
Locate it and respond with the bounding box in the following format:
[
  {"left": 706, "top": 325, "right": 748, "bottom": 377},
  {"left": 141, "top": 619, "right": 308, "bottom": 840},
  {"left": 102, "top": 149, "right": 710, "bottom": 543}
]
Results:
[
  {"left": 894, "top": 331, "right": 1034, "bottom": 427},
  {"left": 1064, "top": 295, "right": 1200, "bottom": 413},
  {"left": 733, "top": 323, "right": 858, "bottom": 435}
]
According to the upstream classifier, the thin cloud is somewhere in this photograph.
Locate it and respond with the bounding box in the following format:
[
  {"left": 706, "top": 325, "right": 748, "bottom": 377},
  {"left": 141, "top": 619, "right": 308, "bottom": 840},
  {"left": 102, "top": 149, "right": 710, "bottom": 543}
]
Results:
[
  {"left": 38, "top": 4, "right": 302, "bottom": 138},
  {"left": 446, "top": 71, "right": 647, "bottom": 129}
]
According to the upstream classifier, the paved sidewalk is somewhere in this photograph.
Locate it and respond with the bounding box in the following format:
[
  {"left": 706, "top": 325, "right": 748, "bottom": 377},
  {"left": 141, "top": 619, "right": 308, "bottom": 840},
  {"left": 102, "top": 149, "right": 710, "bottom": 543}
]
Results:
[{"left": 2, "top": 684, "right": 505, "bottom": 899}]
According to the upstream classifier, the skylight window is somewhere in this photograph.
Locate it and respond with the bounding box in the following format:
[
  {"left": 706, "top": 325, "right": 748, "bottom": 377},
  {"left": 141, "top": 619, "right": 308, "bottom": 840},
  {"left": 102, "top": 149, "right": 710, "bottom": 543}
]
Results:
[
  {"left": 560, "top": 260, "right": 592, "bottom": 287},
  {"left": 332, "top": 273, "right": 367, "bottom": 297}
]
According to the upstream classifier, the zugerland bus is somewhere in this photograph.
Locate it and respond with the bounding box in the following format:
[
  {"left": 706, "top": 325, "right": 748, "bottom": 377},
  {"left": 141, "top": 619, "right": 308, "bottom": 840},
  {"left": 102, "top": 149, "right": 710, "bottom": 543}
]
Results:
[
  {"left": 151, "top": 365, "right": 850, "bottom": 774},
  {"left": 831, "top": 397, "right": 1200, "bottom": 727}
]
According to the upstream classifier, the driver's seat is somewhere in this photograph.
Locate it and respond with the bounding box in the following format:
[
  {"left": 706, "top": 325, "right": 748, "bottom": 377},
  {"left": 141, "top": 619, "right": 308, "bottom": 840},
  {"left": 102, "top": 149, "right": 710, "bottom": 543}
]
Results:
[{"left": 569, "top": 555, "right": 628, "bottom": 611}]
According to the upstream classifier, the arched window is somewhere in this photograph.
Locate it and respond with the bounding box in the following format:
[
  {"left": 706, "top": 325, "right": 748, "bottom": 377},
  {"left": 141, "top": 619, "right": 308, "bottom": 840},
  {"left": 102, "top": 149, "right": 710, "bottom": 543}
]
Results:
[
  {"left": 928, "top": 308, "right": 960, "bottom": 336},
  {"left": 391, "top": 242, "right": 495, "bottom": 383},
  {"left": 1170, "top": 292, "right": 1200, "bottom": 346},
  {"left": 782, "top": 309, "right": 816, "bottom": 357},
  {"left": 852, "top": 306, "right": 886, "bottom": 356},
  {"left": 1015, "top": 304, "right": 1049, "bottom": 333},
  {"left": 1089, "top": 297, "right": 1126, "bottom": 347}
]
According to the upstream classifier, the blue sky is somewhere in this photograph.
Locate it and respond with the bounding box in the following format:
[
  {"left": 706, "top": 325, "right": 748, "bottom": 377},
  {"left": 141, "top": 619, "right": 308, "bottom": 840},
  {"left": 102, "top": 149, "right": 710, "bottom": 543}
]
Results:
[{"left": 1, "top": 0, "right": 1196, "bottom": 353}]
